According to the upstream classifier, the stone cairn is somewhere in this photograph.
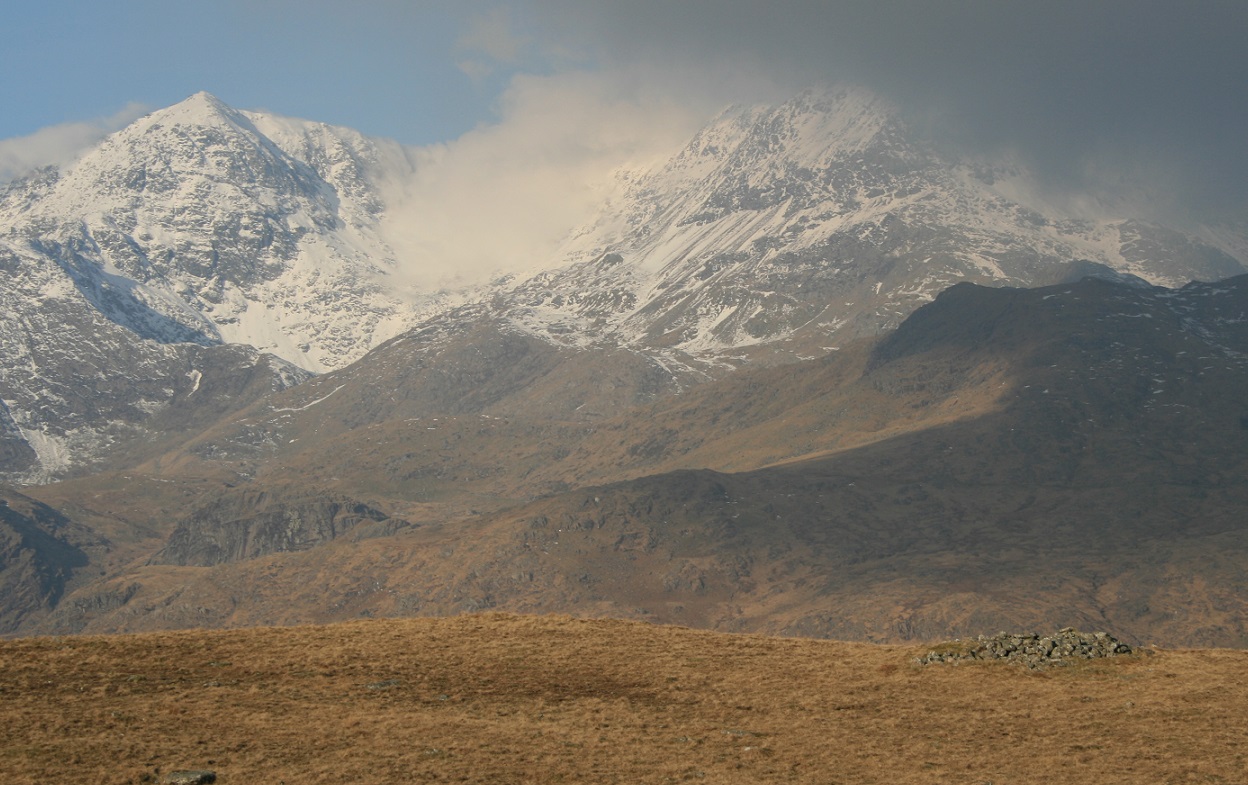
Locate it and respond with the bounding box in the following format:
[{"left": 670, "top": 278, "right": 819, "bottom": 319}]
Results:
[
  {"left": 157, "top": 771, "right": 216, "bottom": 785},
  {"left": 917, "top": 627, "right": 1133, "bottom": 670}
]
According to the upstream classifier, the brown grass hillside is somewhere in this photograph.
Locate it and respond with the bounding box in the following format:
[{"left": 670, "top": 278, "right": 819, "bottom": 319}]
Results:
[{"left": 2, "top": 614, "right": 1246, "bottom": 784}]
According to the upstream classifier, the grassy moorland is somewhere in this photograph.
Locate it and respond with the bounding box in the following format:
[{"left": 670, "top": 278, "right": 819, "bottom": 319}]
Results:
[{"left": 1, "top": 614, "right": 1245, "bottom": 784}]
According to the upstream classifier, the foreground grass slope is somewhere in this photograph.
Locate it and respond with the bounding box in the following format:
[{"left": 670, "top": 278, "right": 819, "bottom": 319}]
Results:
[{"left": 1, "top": 614, "right": 1245, "bottom": 784}]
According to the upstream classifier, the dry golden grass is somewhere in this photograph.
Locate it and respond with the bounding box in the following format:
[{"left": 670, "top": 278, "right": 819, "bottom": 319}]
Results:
[{"left": 1, "top": 614, "right": 1245, "bottom": 784}]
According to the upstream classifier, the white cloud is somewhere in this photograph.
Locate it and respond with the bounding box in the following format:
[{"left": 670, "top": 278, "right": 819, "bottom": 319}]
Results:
[
  {"left": 379, "top": 68, "right": 720, "bottom": 289},
  {"left": 521, "top": 0, "right": 1248, "bottom": 218},
  {"left": 0, "top": 103, "right": 150, "bottom": 184}
]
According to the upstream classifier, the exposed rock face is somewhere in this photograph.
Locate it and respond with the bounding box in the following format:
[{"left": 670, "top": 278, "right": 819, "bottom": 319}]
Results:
[
  {"left": 150, "top": 489, "right": 400, "bottom": 566},
  {"left": 0, "top": 489, "right": 99, "bottom": 633},
  {"left": 0, "top": 400, "right": 38, "bottom": 474},
  {"left": 0, "top": 296, "right": 310, "bottom": 484},
  {"left": 917, "top": 629, "right": 1134, "bottom": 669}
]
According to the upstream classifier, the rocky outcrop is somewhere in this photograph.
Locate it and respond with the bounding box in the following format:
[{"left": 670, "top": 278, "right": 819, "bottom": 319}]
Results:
[
  {"left": 150, "top": 488, "right": 400, "bottom": 566},
  {"left": 0, "top": 490, "right": 96, "bottom": 633},
  {"left": 917, "top": 628, "right": 1134, "bottom": 669}
]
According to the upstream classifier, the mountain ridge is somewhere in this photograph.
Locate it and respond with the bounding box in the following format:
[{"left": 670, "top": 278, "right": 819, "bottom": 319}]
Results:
[
  {"left": 2, "top": 90, "right": 1247, "bottom": 647},
  {"left": 3, "top": 89, "right": 1245, "bottom": 487},
  {"left": 490, "top": 88, "right": 1247, "bottom": 374},
  {"left": 10, "top": 273, "right": 1247, "bottom": 647}
]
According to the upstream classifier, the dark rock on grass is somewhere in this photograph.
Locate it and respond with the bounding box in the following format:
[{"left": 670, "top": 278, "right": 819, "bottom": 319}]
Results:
[
  {"left": 158, "top": 771, "right": 216, "bottom": 785},
  {"left": 917, "top": 628, "right": 1133, "bottom": 669}
]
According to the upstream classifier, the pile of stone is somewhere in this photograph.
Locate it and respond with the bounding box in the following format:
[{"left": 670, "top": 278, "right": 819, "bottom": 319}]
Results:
[
  {"left": 917, "top": 628, "right": 1133, "bottom": 669},
  {"left": 157, "top": 771, "right": 216, "bottom": 785}
]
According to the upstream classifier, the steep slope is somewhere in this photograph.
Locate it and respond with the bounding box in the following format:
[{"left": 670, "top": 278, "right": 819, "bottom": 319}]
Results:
[
  {"left": 138, "top": 269, "right": 1248, "bottom": 514},
  {"left": 0, "top": 92, "right": 433, "bottom": 371},
  {"left": 141, "top": 316, "right": 692, "bottom": 511},
  {"left": 0, "top": 93, "right": 441, "bottom": 482},
  {"left": 0, "top": 236, "right": 309, "bottom": 483},
  {"left": 25, "top": 274, "right": 1248, "bottom": 646},
  {"left": 0, "top": 488, "right": 104, "bottom": 632}
]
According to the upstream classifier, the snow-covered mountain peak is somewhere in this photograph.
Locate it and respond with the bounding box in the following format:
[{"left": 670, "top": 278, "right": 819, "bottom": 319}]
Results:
[
  {"left": 244, "top": 110, "right": 418, "bottom": 225},
  {"left": 138, "top": 90, "right": 243, "bottom": 128},
  {"left": 2, "top": 86, "right": 1247, "bottom": 485},
  {"left": 672, "top": 87, "right": 897, "bottom": 165},
  {"left": 5, "top": 91, "right": 329, "bottom": 238},
  {"left": 631, "top": 87, "right": 907, "bottom": 222},
  {"left": 496, "top": 85, "right": 1247, "bottom": 366},
  {"left": 0, "top": 93, "right": 447, "bottom": 375}
]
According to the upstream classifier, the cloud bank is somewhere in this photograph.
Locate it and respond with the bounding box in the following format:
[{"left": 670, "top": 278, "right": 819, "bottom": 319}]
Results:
[
  {"left": 380, "top": 69, "right": 711, "bottom": 289},
  {"left": 0, "top": 103, "right": 149, "bottom": 184},
  {"left": 521, "top": 0, "right": 1248, "bottom": 217},
  {"left": 375, "top": 0, "right": 1248, "bottom": 288}
]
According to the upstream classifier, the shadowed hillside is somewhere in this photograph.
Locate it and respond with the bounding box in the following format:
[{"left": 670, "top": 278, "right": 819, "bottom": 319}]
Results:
[{"left": 7, "top": 275, "right": 1248, "bottom": 646}]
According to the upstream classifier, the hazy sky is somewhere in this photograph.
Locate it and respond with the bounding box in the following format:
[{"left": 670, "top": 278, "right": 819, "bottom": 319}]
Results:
[
  {"left": 530, "top": 0, "right": 1248, "bottom": 215},
  {"left": 3, "top": 1, "right": 1246, "bottom": 218}
]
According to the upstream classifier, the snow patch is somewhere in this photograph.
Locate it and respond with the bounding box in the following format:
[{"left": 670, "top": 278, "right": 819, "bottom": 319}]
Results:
[{"left": 272, "top": 384, "right": 346, "bottom": 413}]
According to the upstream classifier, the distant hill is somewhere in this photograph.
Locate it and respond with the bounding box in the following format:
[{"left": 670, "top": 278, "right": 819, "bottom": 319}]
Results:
[{"left": 8, "top": 273, "right": 1246, "bottom": 647}]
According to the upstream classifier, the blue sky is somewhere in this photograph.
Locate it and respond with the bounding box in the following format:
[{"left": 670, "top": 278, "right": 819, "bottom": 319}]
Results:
[{"left": 1, "top": 1, "right": 538, "bottom": 145}]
